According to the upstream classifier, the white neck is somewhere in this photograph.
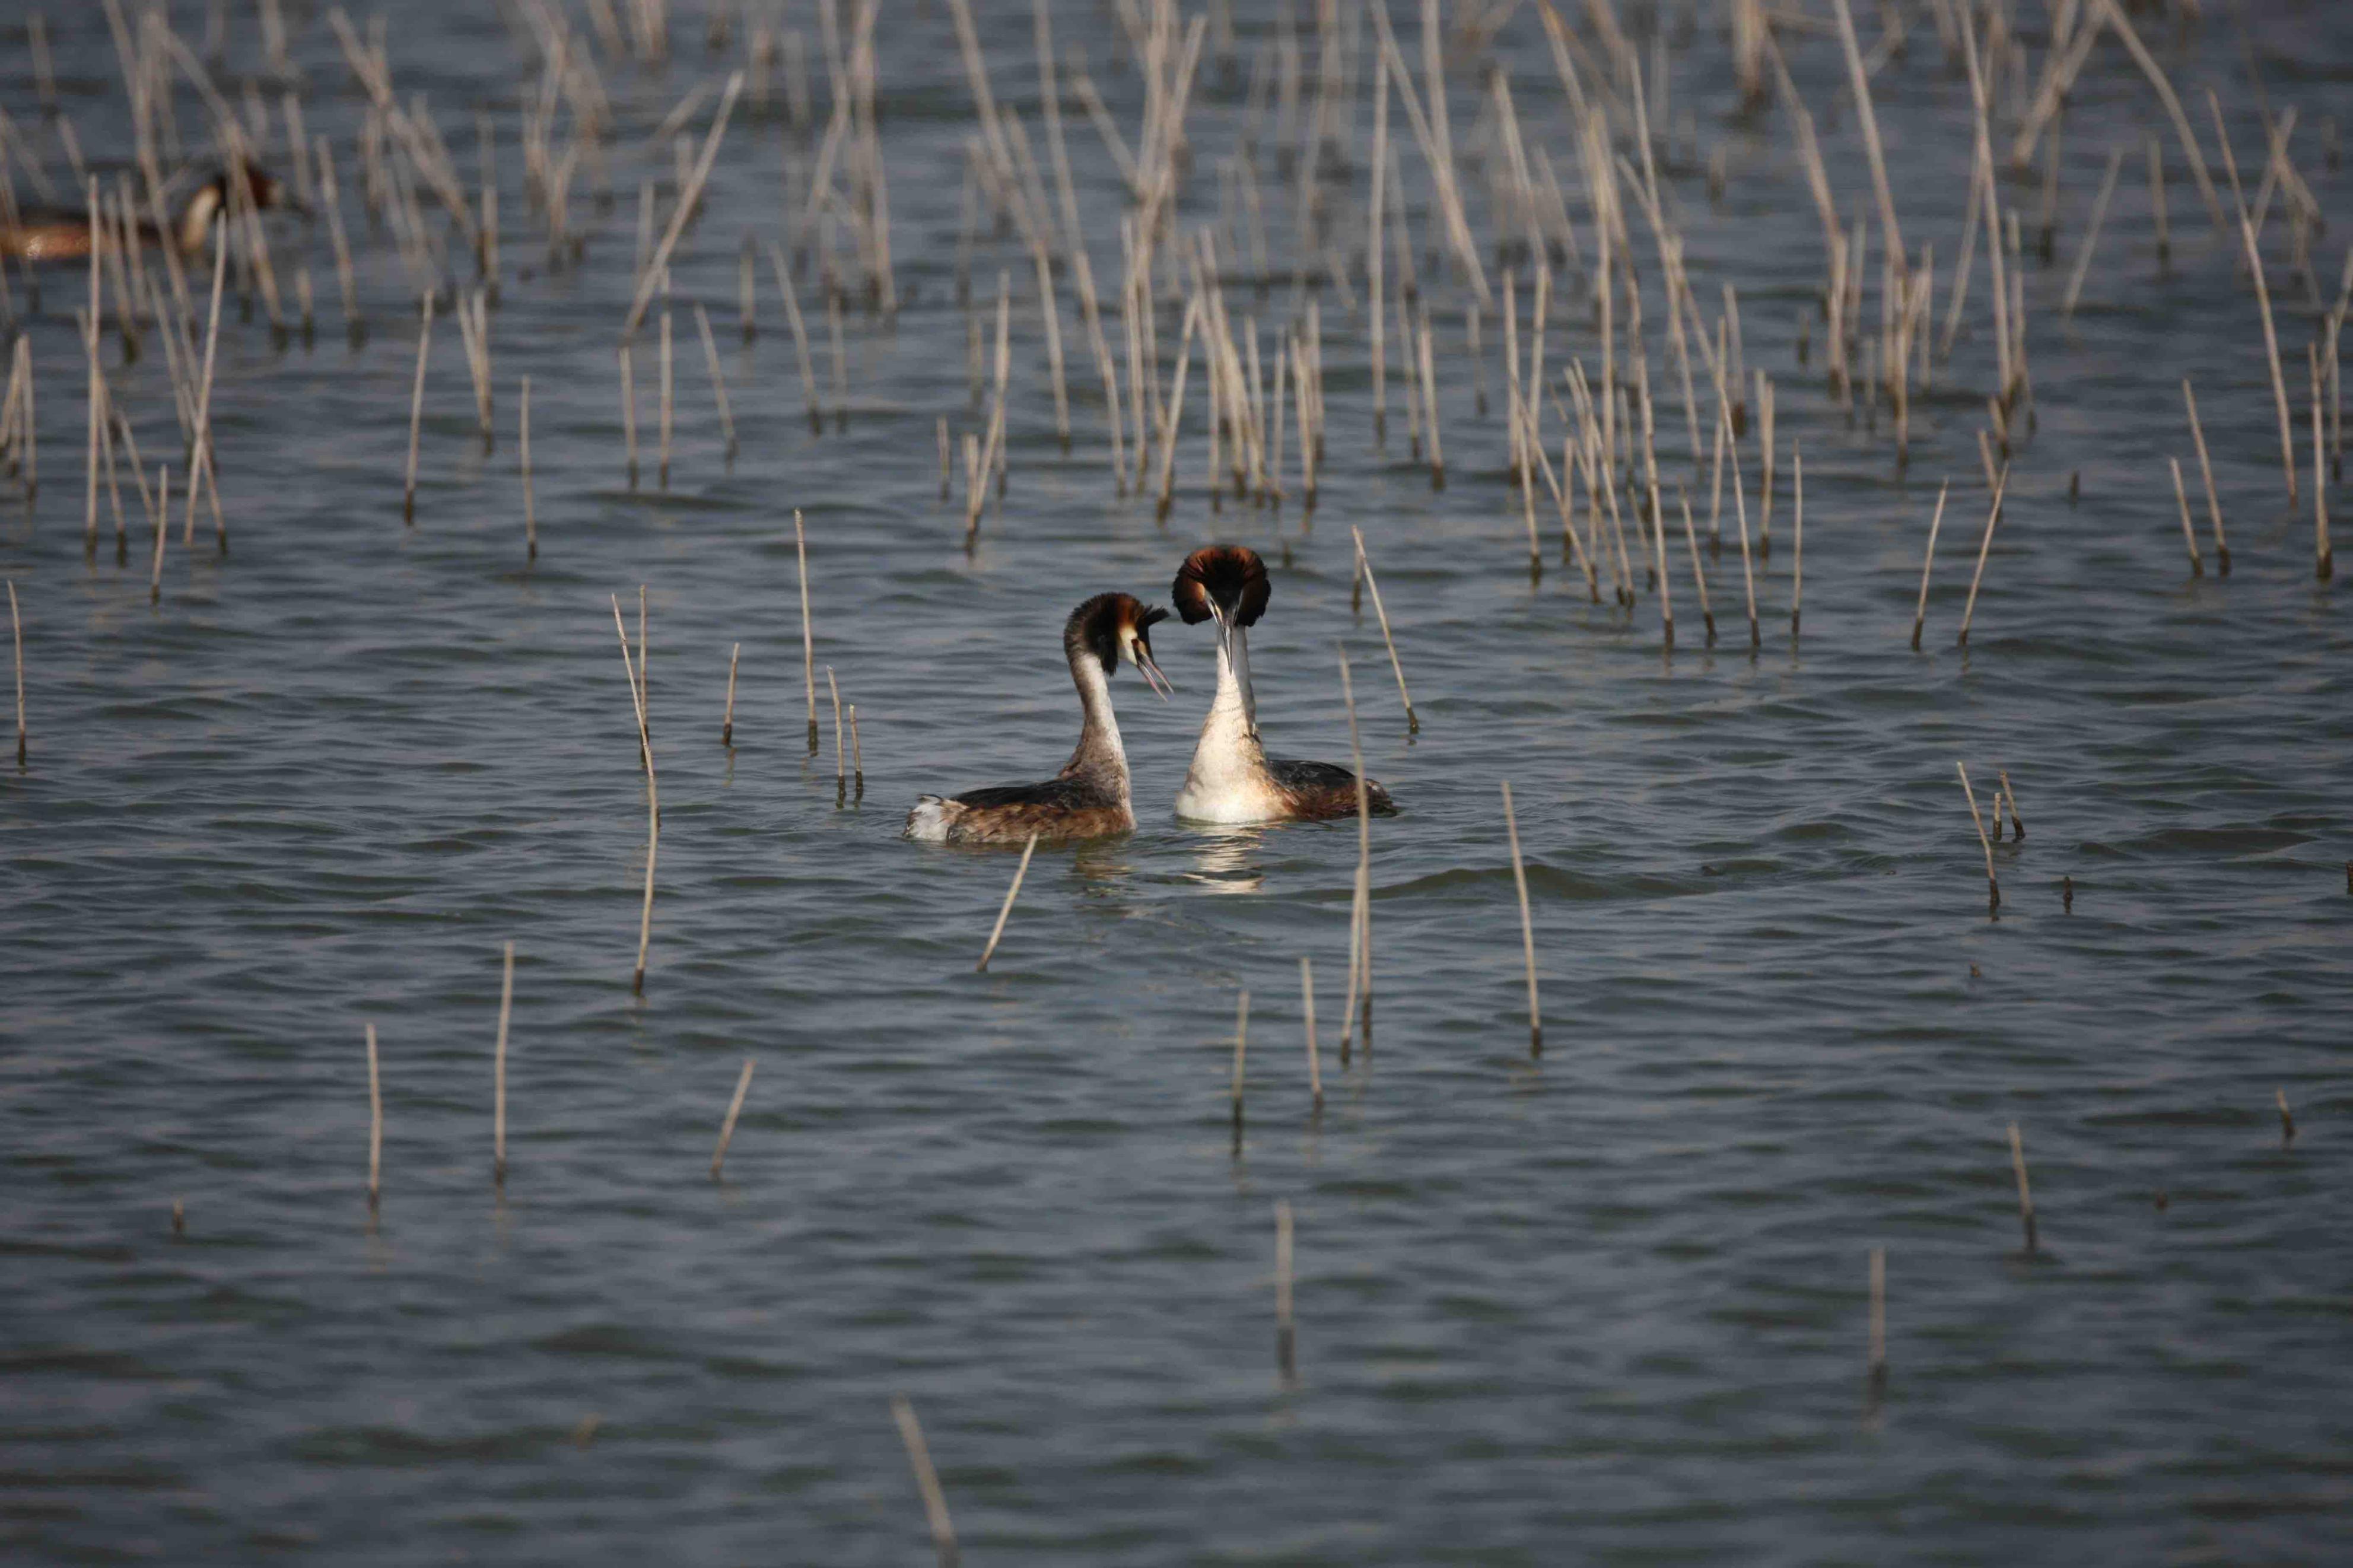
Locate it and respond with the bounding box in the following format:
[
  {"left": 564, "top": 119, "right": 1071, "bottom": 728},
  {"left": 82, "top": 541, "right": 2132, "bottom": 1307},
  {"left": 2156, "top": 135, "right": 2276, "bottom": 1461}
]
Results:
[
  {"left": 1176, "top": 634, "right": 1277, "bottom": 821},
  {"left": 1064, "top": 648, "right": 1128, "bottom": 790}
]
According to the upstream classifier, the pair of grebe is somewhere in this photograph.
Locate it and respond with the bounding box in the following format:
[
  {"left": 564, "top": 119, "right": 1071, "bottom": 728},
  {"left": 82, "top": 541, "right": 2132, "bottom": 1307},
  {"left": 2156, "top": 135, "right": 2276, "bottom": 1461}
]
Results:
[
  {"left": 0, "top": 165, "right": 297, "bottom": 263},
  {"left": 905, "top": 546, "right": 1395, "bottom": 844}
]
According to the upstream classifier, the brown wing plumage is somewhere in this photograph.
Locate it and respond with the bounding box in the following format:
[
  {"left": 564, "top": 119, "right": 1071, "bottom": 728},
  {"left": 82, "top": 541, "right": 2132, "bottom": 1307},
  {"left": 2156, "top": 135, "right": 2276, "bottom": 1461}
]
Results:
[{"left": 1268, "top": 760, "right": 1397, "bottom": 820}]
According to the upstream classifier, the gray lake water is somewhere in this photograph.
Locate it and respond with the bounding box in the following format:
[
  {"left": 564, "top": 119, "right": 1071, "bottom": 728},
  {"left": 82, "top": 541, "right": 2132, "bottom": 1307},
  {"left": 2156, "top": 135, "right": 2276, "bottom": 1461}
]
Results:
[{"left": 5, "top": 2, "right": 2352, "bottom": 1562}]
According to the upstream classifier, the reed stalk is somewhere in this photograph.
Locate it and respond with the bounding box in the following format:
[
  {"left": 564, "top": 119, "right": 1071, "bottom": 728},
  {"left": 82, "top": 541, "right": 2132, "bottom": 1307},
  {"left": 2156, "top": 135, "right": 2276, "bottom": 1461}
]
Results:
[
  {"left": 1350, "top": 528, "right": 1417, "bottom": 733},
  {"left": 796, "top": 509, "right": 817, "bottom": 752},
  {"left": 1290, "top": 952, "right": 1321, "bottom": 1117},
  {"left": 185, "top": 230, "right": 225, "bottom": 548},
  {"left": 619, "top": 344, "right": 638, "bottom": 486},
  {"left": 2240, "top": 216, "right": 2298, "bottom": 505},
  {"left": 1956, "top": 467, "right": 2010, "bottom": 649},
  {"left": 148, "top": 466, "right": 168, "bottom": 605},
  {"left": 2314, "top": 345, "right": 2333, "bottom": 580},
  {"left": 1678, "top": 493, "right": 1715, "bottom": 645},
  {"left": 765, "top": 242, "right": 822, "bottom": 435},
  {"left": 1867, "top": 1245, "right": 1888, "bottom": 1401},
  {"left": 1957, "top": 761, "right": 1999, "bottom": 907},
  {"left": 1910, "top": 481, "right": 1949, "bottom": 650},
  {"left": 619, "top": 71, "right": 743, "bottom": 340},
  {"left": 494, "top": 941, "right": 513, "bottom": 1184},
  {"left": 710, "top": 1058, "right": 754, "bottom": 1179},
  {"left": 2007, "top": 1122, "right": 2039, "bottom": 1254},
  {"left": 1997, "top": 770, "right": 2026, "bottom": 842},
  {"left": 612, "top": 595, "right": 659, "bottom": 995},
  {"left": 7, "top": 579, "right": 23, "bottom": 768},
  {"left": 1274, "top": 1199, "right": 1297, "bottom": 1383},
  {"left": 2277, "top": 1088, "right": 2297, "bottom": 1148},
  {"left": 365, "top": 1022, "right": 383, "bottom": 1210},
  {"left": 1500, "top": 781, "right": 1541, "bottom": 1057},
  {"left": 977, "top": 833, "right": 1039, "bottom": 972},
  {"left": 657, "top": 308, "right": 674, "bottom": 488},
  {"left": 1155, "top": 299, "right": 1200, "bottom": 520},
  {"left": 1791, "top": 449, "right": 1804, "bottom": 642},
  {"left": 722, "top": 643, "right": 739, "bottom": 746},
  {"left": 2182, "top": 379, "right": 2230, "bottom": 573},
  {"left": 1730, "top": 412, "right": 1759, "bottom": 650},
  {"left": 516, "top": 374, "right": 537, "bottom": 560},
  {"left": 850, "top": 704, "right": 862, "bottom": 797},
  {"left": 828, "top": 667, "right": 847, "bottom": 800},
  {"left": 2061, "top": 147, "right": 2124, "bottom": 321},
  {"left": 2168, "top": 458, "right": 2203, "bottom": 576},
  {"left": 1338, "top": 651, "right": 1373, "bottom": 1056},
  {"left": 889, "top": 1395, "right": 959, "bottom": 1568},
  {"left": 692, "top": 303, "right": 737, "bottom": 462}
]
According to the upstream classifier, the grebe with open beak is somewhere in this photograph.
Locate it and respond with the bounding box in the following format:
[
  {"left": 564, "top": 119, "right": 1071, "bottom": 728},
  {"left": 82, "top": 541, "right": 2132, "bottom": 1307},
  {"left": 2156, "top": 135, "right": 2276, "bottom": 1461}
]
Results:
[
  {"left": 0, "top": 165, "right": 300, "bottom": 263},
  {"left": 904, "top": 593, "right": 1174, "bottom": 844},
  {"left": 1172, "top": 545, "right": 1397, "bottom": 824}
]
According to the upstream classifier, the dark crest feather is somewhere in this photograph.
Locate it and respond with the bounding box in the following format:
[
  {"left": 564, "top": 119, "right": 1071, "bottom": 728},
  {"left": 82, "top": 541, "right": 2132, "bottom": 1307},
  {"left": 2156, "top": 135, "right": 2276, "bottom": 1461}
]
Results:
[
  {"left": 1172, "top": 546, "right": 1270, "bottom": 626},
  {"left": 1064, "top": 593, "right": 1165, "bottom": 674}
]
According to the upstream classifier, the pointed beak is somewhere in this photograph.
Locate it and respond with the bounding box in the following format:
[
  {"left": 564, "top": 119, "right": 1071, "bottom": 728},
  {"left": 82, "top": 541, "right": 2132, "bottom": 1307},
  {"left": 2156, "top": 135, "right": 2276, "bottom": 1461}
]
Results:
[
  {"left": 1134, "top": 642, "right": 1174, "bottom": 700},
  {"left": 1214, "top": 608, "right": 1257, "bottom": 732}
]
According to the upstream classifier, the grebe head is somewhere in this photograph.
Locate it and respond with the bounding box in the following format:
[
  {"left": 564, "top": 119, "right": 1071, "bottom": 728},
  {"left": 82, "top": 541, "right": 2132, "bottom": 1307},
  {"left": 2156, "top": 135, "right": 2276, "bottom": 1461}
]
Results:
[
  {"left": 1172, "top": 545, "right": 1268, "bottom": 726},
  {"left": 1065, "top": 593, "right": 1175, "bottom": 699},
  {"left": 176, "top": 163, "right": 302, "bottom": 252}
]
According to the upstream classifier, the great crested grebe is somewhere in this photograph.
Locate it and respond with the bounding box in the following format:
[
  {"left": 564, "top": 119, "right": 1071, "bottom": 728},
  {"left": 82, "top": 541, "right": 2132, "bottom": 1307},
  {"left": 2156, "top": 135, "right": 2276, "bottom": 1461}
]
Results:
[
  {"left": 1172, "top": 545, "right": 1397, "bottom": 824},
  {"left": 904, "top": 592, "right": 1174, "bottom": 844},
  {"left": 0, "top": 165, "right": 298, "bottom": 263}
]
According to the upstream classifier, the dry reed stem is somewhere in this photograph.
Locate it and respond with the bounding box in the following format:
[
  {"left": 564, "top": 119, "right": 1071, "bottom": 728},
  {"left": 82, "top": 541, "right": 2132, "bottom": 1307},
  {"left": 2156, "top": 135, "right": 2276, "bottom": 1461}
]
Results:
[
  {"left": 889, "top": 1395, "right": 959, "bottom": 1568},
  {"left": 1500, "top": 781, "right": 1541, "bottom": 1058},
  {"left": 722, "top": 643, "right": 740, "bottom": 746},
  {"left": 1791, "top": 449, "right": 1804, "bottom": 641},
  {"left": 185, "top": 230, "right": 226, "bottom": 548},
  {"left": 1956, "top": 467, "right": 2011, "bottom": 648},
  {"left": 494, "top": 940, "right": 513, "bottom": 1183},
  {"left": 1997, "top": 770, "right": 2026, "bottom": 841},
  {"left": 1730, "top": 411, "right": 1759, "bottom": 649},
  {"left": 1337, "top": 651, "right": 1373, "bottom": 1058},
  {"left": 503, "top": 374, "right": 529, "bottom": 550},
  {"left": 1350, "top": 528, "right": 1417, "bottom": 733},
  {"left": 1299, "top": 956, "right": 1323, "bottom": 1110},
  {"left": 1678, "top": 492, "right": 1715, "bottom": 644},
  {"left": 7, "top": 580, "right": 22, "bottom": 768},
  {"left": 2182, "top": 379, "right": 2230, "bottom": 573},
  {"left": 692, "top": 303, "right": 736, "bottom": 460},
  {"left": 2093, "top": 0, "right": 2223, "bottom": 233},
  {"left": 796, "top": 510, "right": 817, "bottom": 751},
  {"left": 2313, "top": 344, "right": 2333, "bottom": 580},
  {"left": 711, "top": 1058, "right": 755, "bottom": 1180},
  {"left": 1957, "top": 762, "right": 1999, "bottom": 905},
  {"left": 764, "top": 242, "right": 822, "bottom": 434},
  {"left": 1274, "top": 1199, "right": 1297, "bottom": 1383},
  {"left": 619, "top": 344, "right": 639, "bottom": 486},
  {"left": 2240, "top": 217, "right": 2298, "bottom": 505},
  {"left": 828, "top": 666, "right": 845, "bottom": 794},
  {"left": 2062, "top": 147, "right": 2125, "bottom": 320},
  {"left": 2168, "top": 457, "right": 2203, "bottom": 575},
  {"left": 611, "top": 596, "right": 659, "bottom": 995},
  {"left": 148, "top": 466, "right": 168, "bottom": 605},
  {"left": 621, "top": 72, "right": 743, "bottom": 340},
  {"left": 1910, "top": 481, "right": 1949, "bottom": 650},
  {"left": 2277, "top": 1087, "right": 2297, "bottom": 1147},
  {"left": 977, "top": 834, "right": 1038, "bottom": 972},
  {"left": 2007, "top": 1122, "right": 2039, "bottom": 1253},
  {"left": 365, "top": 1022, "right": 383, "bottom": 1210},
  {"left": 403, "top": 292, "right": 432, "bottom": 522}
]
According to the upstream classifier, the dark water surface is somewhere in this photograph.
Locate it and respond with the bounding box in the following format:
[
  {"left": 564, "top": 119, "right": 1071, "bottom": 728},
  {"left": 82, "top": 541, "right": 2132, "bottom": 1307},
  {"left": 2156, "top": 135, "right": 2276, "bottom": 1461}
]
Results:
[{"left": 5, "top": 2, "right": 2352, "bottom": 1562}]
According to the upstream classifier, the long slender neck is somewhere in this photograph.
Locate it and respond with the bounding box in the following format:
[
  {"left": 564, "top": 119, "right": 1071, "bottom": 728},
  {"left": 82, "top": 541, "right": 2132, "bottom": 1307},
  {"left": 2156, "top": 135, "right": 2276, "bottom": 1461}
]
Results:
[
  {"left": 1062, "top": 646, "right": 1128, "bottom": 790},
  {"left": 1183, "top": 631, "right": 1268, "bottom": 791}
]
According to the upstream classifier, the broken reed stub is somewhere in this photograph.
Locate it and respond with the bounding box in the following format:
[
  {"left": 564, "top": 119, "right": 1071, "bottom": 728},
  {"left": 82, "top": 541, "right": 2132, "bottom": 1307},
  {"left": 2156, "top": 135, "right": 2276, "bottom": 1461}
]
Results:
[
  {"left": 975, "top": 834, "right": 1038, "bottom": 972},
  {"left": 711, "top": 1058, "right": 755, "bottom": 1180},
  {"left": 2007, "top": 1122, "right": 2039, "bottom": 1257},
  {"left": 2276, "top": 1088, "right": 2297, "bottom": 1149}
]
